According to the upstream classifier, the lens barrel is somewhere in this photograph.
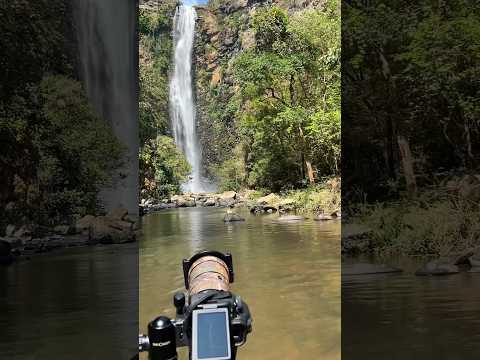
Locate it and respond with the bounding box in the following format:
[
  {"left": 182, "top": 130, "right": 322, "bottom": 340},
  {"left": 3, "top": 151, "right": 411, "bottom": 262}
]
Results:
[
  {"left": 188, "top": 255, "right": 230, "bottom": 295},
  {"left": 147, "top": 316, "right": 177, "bottom": 360}
]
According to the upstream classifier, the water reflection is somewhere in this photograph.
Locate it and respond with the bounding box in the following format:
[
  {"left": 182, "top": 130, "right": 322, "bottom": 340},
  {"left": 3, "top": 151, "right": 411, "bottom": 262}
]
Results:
[
  {"left": 0, "top": 244, "right": 138, "bottom": 359},
  {"left": 140, "top": 207, "right": 340, "bottom": 360},
  {"left": 342, "top": 258, "right": 480, "bottom": 359}
]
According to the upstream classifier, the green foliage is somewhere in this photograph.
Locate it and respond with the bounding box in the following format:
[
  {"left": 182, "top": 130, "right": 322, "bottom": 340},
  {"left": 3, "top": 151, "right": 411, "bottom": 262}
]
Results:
[
  {"left": 140, "top": 136, "right": 191, "bottom": 198},
  {"left": 252, "top": 6, "right": 288, "bottom": 50},
  {"left": 0, "top": 1, "right": 124, "bottom": 228},
  {"left": 356, "top": 192, "right": 480, "bottom": 257},
  {"left": 343, "top": 0, "right": 480, "bottom": 199},
  {"left": 0, "top": 0, "right": 73, "bottom": 99},
  {"left": 284, "top": 179, "right": 341, "bottom": 214},
  {"left": 1, "top": 76, "right": 124, "bottom": 226},
  {"left": 214, "top": 145, "right": 247, "bottom": 192},
  {"left": 228, "top": 6, "right": 340, "bottom": 191},
  {"left": 139, "top": 3, "right": 192, "bottom": 198}
]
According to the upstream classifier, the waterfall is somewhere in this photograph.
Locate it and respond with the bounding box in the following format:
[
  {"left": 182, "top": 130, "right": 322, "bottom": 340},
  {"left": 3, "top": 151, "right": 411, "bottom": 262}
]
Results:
[
  {"left": 170, "top": 5, "right": 210, "bottom": 193},
  {"left": 72, "top": 0, "right": 139, "bottom": 214}
]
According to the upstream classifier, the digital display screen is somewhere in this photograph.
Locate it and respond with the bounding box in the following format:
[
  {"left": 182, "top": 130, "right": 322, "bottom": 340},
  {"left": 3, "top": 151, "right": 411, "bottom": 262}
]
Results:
[{"left": 193, "top": 309, "right": 231, "bottom": 360}]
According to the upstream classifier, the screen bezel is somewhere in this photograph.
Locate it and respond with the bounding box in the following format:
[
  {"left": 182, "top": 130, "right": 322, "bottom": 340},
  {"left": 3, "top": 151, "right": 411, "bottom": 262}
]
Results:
[{"left": 191, "top": 307, "right": 232, "bottom": 360}]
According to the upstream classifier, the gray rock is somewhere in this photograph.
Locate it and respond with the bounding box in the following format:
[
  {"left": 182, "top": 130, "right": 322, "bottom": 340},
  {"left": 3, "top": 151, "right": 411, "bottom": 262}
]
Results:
[
  {"left": 91, "top": 216, "right": 135, "bottom": 244},
  {"left": 75, "top": 215, "right": 96, "bottom": 233},
  {"left": 203, "top": 198, "right": 216, "bottom": 207},
  {"left": 54, "top": 225, "right": 71, "bottom": 235},
  {"left": 343, "top": 263, "right": 402, "bottom": 276},
  {"left": 223, "top": 213, "right": 245, "bottom": 222},
  {"left": 415, "top": 259, "right": 460, "bottom": 276},
  {"left": 5, "top": 224, "right": 15, "bottom": 237},
  {"left": 13, "top": 225, "right": 32, "bottom": 238},
  {"left": 107, "top": 207, "right": 129, "bottom": 221}
]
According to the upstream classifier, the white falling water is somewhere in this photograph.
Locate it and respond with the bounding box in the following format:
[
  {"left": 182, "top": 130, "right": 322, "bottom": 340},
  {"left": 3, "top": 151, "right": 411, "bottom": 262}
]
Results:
[
  {"left": 170, "top": 5, "right": 208, "bottom": 193},
  {"left": 72, "top": 0, "right": 139, "bottom": 214}
]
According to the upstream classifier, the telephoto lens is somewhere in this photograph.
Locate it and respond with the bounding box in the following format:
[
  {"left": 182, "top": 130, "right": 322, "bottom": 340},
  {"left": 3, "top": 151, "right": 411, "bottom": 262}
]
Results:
[
  {"left": 187, "top": 255, "right": 231, "bottom": 296},
  {"left": 147, "top": 316, "right": 177, "bottom": 360}
]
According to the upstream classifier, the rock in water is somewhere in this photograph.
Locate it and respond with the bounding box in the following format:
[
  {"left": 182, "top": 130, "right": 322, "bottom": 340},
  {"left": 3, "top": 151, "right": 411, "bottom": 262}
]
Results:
[
  {"left": 415, "top": 259, "right": 460, "bottom": 276},
  {"left": 343, "top": 263, "right": 402, "bottom": 276},
  {"left": 223, "top": 212, "right": 245, "bottom": 223}
]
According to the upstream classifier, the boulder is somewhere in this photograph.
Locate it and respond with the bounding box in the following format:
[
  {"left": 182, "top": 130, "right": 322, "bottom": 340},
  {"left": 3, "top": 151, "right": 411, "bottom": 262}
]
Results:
[
  {"left": 343, "top": 263, "right": 402, "bottom": 276},
  {"left": 257, "top": 193, "right": 280, "bottom": 206},
  {"left": 53, "top": 225, "right": 71, "bottom": 235},
  {"left": 75, "top": 215, "right": 96, "bottom": 233},
  {"left": 217, "top": 191, "right": 237, "bottom": 207},
  {"left": 272, "top": 215, "right": 305, "bottom": 223},
  {"left": 203, "top": 198, "right": 216, "bottom": 207},
  {"left": 172, "top": 195, "right": 196, "bottom": 207},
  {"left": 107, "top": 207, "right": 129, "bottom": 221},
  {"left": 5, "top": 224, "right": 15, "bottom": 237},
  {"left": 91, "top": 216, "right": 133, "bottom": 244},
  {"left": 223, "top": 212, "right": 245, "bottom": 223},
  {"left": 13, "top": 225, "right": 32, "bottom": 239},
  {"left": 250, "top": 205, "right": 265, "bottom": 214},
  {"left": 415, "top": 258, "right": 460, "bottom": 276}
]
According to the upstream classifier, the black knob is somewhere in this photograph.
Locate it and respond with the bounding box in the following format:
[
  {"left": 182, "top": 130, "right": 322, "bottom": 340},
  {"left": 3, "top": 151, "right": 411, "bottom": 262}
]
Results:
[
  {"left": 148, "top": 316, "right": 177, "bottom": 360},
  {"left": 173, "top": 292, "right": 186, "bottom": 315}
]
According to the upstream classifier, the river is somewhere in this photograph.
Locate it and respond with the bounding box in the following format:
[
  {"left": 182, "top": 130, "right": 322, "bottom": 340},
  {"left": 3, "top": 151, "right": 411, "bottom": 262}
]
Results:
[
  {"left": 140, "top": 207, "right": 341, "bottom": 360},
  {"left": 342, "top": 257, "right": 480, "bottom": 359},
  {"left": 0, "top": 244, "right": 138, "bottom": 359}
]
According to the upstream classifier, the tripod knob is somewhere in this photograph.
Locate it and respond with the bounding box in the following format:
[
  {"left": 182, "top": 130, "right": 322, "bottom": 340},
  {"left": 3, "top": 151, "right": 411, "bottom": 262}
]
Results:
[{"left": 173, "top": 292, "right": 186, "bottom": 315}]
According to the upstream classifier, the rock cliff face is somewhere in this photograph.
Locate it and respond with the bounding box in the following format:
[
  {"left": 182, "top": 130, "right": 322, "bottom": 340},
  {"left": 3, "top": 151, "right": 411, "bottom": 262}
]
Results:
[{"left": 193, "top": 0, "right": 328, "bottom": 179}]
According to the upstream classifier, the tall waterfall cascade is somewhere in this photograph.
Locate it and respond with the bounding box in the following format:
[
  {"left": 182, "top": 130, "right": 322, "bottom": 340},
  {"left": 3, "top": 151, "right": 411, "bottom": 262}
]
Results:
[
  {"left": 73, "top": 0, "right": 139, "bottom": 214},
  {"left": 170, "top": 5, "right": 213, "bottom": 193}
]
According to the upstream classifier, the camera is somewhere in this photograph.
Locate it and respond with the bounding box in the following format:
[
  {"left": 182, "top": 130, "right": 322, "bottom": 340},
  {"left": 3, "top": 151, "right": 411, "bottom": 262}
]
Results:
[{"left": 139, "top": 251, "right": 253, "bottom": 360}]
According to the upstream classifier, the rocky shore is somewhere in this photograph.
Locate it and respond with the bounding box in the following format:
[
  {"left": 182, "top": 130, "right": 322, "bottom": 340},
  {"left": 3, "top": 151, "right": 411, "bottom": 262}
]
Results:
[
  {"left": 0, "top": 207, "right": 138, "bottom": 265},
  {"left": 140, "top": 190, "right": 341, "bottom": 218}
]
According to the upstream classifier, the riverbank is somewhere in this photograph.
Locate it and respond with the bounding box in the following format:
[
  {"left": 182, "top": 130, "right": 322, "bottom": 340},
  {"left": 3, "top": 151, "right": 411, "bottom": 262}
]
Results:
[
  {"left": 342, "top": 176, "right": 480, "bottom": 275},
  {"left": 140, "top": 178, "right": 341, "bottom": 217},
  {"left": 0, "top": 207, "right": 138, "bottom": 265}
]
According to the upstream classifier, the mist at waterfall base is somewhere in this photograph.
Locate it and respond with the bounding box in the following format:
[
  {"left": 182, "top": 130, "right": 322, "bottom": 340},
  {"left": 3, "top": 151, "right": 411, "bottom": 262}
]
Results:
[
  {"left": 73, "top": 0, "right": 139, "bottom": 214},
  {"left": 170, "top": 5, "right": 217, "bottom": 193}
]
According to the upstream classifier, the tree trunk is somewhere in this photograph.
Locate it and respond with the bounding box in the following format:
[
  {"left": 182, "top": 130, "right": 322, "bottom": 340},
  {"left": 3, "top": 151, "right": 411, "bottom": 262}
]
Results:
[
  {"left": 397, "top": 135, "right": 417, "bottom": 198},
  {"left": 305, "top": 160, "right": 315, "bottom": 185}
]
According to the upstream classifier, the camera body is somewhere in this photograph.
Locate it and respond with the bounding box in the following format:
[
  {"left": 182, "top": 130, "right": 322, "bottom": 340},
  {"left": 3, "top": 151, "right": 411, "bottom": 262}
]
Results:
[{"left": 139, "top": 251, "right": 252, "bottom": 360}]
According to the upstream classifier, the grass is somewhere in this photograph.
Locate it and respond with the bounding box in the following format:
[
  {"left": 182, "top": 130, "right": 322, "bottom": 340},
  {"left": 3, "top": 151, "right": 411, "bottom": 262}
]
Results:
[
  {"left": 239, "top": 177, "right": 341, "bottom": 215},
  {"left": 350, "top": 189, "right": 480, "bottom": 257}
]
